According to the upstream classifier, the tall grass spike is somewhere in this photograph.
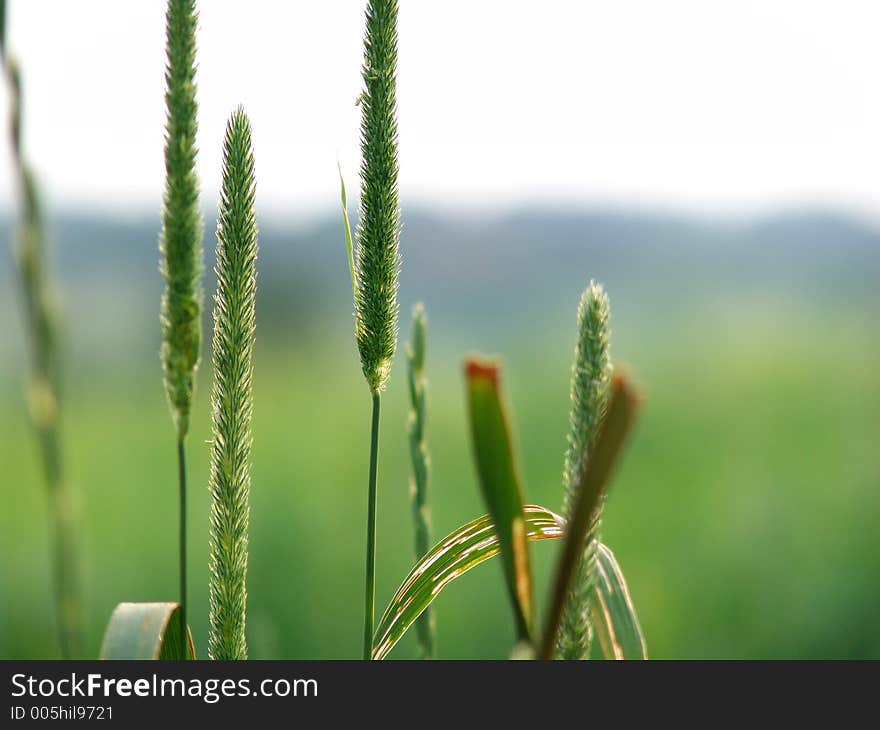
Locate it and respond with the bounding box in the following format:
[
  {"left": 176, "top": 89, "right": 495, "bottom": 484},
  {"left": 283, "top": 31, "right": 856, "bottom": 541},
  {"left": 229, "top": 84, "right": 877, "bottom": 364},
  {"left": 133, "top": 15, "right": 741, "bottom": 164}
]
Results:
[
  {"left": 406, "top": 303, "right": 435, "bottom": 658},
  {"left": 208, "top": 108, "right": 258, "bottom": 661},
  {"left": 159, "top": 0, "right": 202, "bottom": 438},
  {"left": 354, "top": 0, "right": 400, "bottom": 394},
  {"left": 556, "top": 281, "right": 612, "bottom": 660},
  {"left": 4, "top": 30, "right": 82, "bottom": 659},
  {"left": 355, "top": 0, "right": 401, "bottom": 660}
]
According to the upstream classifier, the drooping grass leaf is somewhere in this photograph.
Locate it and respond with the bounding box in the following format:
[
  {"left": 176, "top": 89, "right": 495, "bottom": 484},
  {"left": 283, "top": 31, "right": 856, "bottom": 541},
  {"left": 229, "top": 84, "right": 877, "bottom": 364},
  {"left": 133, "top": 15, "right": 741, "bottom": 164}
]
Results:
[
  {"left": 590, "top": 543, "right": 647, "bottom": 660},
  {"left": 100, "top": 602, "right": 195, "bottom": 660},
  {"left": 372, "top": 505, "right": 563, "bottom": 660},
  {"left": 464, "top": 358, "right": 534, "bottom": 642},
  {"left": 540, "top": 373, "right": 641, "bottom": 658}
]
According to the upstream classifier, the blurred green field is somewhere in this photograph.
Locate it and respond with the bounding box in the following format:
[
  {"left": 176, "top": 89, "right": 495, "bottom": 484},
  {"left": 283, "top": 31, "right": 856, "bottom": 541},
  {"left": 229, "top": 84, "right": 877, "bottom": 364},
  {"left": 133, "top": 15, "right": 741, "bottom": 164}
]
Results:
[{"left": 1, "top": 303, "right": 877, "bottom": 659}]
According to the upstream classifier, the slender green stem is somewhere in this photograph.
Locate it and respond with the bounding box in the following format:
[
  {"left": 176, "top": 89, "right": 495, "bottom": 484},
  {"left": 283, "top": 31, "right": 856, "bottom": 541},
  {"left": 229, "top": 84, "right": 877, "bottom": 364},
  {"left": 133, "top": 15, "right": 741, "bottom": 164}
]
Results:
[
  {"left": 41, "top": 428, "right": 80, "bottom": 659},
  {"left": 177, "top": 437, "right": 187, "bottom": 659},
  {"left": 363, "top": 392, "right": 381, "bottom": 659}
]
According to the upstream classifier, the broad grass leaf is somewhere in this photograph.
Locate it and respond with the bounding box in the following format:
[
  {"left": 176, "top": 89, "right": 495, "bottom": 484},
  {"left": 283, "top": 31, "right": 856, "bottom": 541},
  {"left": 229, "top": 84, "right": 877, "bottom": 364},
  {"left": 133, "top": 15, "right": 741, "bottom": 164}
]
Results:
[
  {"left": 591, "top": 543, "right": 647, "bottom": 660},
  {"left": 464, "top": 358, "right": 534, "bottom": 642},
  {"left": 100, "top": 602, "right": 195, "bottom": 660},
  {"left": 372, "top": 505, "right": 564, "bottom": 660}
]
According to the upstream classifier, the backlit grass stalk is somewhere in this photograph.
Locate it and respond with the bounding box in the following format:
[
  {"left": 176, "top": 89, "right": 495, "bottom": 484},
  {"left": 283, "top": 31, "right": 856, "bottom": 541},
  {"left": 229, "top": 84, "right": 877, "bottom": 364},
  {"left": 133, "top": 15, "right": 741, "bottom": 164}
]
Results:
[
  {"left": 159, "top": 0, "right": 202, "bottom": 657},
  {"left": 405, "top": 303, "right": 435, "bottom": 658},
  {"left": 541, "top": 374, "right": 639, "bottom": 660},
  {"left": 3, "top": 17, "right": 82, "bottom": 659},
  {"left": 208, "top": 108, "right": 258, "bottom": 661},
  {"left": 352, "top": 0, "right": 401, "bottom": 660},
  {"left": 556, "top": 282, "right": 612, "bottom": 659}
]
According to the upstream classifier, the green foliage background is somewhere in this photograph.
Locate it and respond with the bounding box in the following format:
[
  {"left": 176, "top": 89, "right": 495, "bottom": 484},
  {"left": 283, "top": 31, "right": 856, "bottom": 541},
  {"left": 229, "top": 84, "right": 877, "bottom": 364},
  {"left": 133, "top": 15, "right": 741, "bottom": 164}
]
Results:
[{"left": 0, "top": 209, "right": 877, "bottom": 659}]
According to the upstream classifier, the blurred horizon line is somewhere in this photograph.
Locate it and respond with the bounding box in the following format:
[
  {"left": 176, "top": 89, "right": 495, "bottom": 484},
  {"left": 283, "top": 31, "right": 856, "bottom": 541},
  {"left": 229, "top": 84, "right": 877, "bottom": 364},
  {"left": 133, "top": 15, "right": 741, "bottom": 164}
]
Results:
[{"left": 3, "top": 197, "right": 880, "bottom": 237}]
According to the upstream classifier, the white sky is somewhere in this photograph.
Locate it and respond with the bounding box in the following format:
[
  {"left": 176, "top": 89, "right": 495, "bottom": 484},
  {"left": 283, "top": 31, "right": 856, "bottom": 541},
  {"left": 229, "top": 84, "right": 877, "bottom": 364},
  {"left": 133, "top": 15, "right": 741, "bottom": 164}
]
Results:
[{"left": 2, "top": 0, "right": 880, "bottom": 221}]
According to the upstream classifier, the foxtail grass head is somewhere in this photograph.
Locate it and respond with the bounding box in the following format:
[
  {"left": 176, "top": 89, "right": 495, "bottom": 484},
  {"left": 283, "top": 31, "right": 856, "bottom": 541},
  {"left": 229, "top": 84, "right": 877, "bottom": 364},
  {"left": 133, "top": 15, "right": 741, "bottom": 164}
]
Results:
[
  {"left": 159, "top": 0, "right": 202, "bottom": 438},
  {"left": 208, "top": 107, "right": 258, "bottom": 661},
  {"left": 556, "top": 280, "right": 612, "bottom": 659},
  {"left": 562, "top": 281, "right": 612, "bottom": 518},
  {"left": 353, "top": 0, "right": 401, "bottom": 394}
]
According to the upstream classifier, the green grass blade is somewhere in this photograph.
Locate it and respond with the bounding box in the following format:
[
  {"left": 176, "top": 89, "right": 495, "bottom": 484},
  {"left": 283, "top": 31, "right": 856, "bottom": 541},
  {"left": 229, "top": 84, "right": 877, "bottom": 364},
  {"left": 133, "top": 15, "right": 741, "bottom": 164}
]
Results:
[
  {"left": 590, "top": 543, "right": 647, "bottom": 659},
  {"left": 100, "top": 602, "right": 195, "bottom": 660},
  {"left": 337, "top": 164, "right": 357, "bottom": 301},
  {"left": 464, "top": 357, "right": 534, "bottom": 643},
  {"left": 540, "top": 373, "right": 640, "bottom": 659},
  {"left": 372, "top": 505, "right": 563, "bottom": 660}
]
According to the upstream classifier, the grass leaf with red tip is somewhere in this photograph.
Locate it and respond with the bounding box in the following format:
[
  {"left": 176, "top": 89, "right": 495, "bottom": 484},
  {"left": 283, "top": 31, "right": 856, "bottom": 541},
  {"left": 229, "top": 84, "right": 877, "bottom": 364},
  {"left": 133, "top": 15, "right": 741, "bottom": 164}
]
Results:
[{"left": 464, "top": 357, "right": 535, "bottom": 643}]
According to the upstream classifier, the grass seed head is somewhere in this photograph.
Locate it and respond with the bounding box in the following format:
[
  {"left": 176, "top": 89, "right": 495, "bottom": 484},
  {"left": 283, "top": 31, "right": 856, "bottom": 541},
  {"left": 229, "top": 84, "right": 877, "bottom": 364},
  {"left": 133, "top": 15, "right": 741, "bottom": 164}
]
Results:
[
  {"left": 208, "top": 107, "right": 258, "bottom": 661},
  {"left": 556, "top": 280, "right": 612, "bottom": 660},
  {"left": 159, "top": 0, "right": 203, "bottom": 438},
  {"left": 354, "top": 0, "right": 401, "bottom": 394}
]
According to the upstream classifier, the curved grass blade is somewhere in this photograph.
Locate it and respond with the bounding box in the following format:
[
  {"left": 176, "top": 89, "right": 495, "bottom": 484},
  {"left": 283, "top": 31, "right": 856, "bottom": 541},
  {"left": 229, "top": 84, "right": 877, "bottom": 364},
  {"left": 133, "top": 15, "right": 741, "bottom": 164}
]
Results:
[
  {"left": 337, "top": 163, "right": 357, "bottom": 300},
  {"left": 590, "top": 543, "right": 647, "bottom": 660},
  {"left": 100, "top": 602, "right": 195, "bottom": 660},
  {"left": 465, "top": 358, "right": 534, "bottom": 642},
  {"left": 372, "top": 505, "right": 563, "bottom": 660}
]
